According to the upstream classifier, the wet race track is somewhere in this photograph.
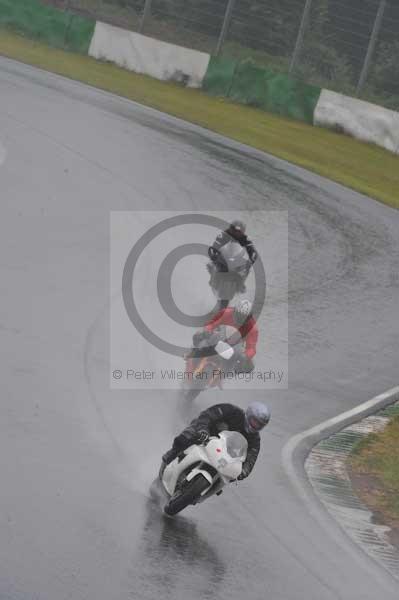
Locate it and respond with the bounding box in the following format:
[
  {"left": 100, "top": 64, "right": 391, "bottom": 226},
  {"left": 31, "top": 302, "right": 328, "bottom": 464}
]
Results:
[{"left": 1, "top": 57, "right": 399, "bottom": 600}]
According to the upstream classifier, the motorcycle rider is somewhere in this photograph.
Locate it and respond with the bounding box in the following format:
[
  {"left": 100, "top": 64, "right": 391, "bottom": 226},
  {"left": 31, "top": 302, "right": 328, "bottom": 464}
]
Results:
[
  {"left": 208, "top": 219, "right": 257, "bottom": 268},
  {"left": 160, "top": 401, "right": 271, "bottom": 480},
  {"left": 192, "top": 299, "right": 258, "bottom": 373}
]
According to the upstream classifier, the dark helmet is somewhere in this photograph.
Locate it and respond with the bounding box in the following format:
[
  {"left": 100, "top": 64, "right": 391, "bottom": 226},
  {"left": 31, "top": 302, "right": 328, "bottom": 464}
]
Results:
[
  {"left": 230, "top": 220, "right": 246, "bottom": 234},
  {"left": 233, "top": 299, "right": 252, "bottom": 326},
  {"left": 244, "top": 402, "right": 271, "bottom": 433}
]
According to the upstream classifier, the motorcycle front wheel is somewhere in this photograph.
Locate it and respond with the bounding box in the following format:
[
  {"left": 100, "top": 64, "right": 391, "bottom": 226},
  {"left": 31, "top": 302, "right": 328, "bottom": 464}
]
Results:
[
  {"left": 164, "top": 474, "right": 210, "bottom": 516},
  {"left": 182, "top": 388, "right": 202, "bottom": 402}
]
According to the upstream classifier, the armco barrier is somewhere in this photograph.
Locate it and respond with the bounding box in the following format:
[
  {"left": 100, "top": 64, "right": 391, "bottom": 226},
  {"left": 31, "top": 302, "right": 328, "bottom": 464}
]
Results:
[
  {"left": 314, "top": 90, "right": 399, "bottom": 154},
  {"left": 0, "top": 0, "right": 95, "bottom": 53},
  {"left": 89, "top": 22, "right": 210, "bottom": 88},
  {"left": 203, "top": 56, "right": 321, "bottom": 124}
]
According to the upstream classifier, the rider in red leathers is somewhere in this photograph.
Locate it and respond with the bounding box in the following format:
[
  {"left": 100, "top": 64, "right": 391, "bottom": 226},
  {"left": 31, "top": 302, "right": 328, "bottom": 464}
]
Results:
[{"left": 192, "top": 299, "right": 258, "bottom": 373}]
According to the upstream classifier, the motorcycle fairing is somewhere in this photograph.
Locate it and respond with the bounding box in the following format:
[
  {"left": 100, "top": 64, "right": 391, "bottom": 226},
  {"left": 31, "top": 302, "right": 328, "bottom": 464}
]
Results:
[
  {"left": 162, "top": 444, "right": 211, "bottom": 497},
  {"left": 162, "top": 432, "right": 248, "bottom": 498}
]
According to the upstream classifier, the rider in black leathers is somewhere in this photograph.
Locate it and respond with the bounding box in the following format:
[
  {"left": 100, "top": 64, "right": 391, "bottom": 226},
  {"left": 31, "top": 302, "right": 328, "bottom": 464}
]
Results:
[
  {"left": 208, "top": 220, "right": 258, "bottom": 268},
  {"left": 160, "top": 402, "right": 270, "bottom": 480}
]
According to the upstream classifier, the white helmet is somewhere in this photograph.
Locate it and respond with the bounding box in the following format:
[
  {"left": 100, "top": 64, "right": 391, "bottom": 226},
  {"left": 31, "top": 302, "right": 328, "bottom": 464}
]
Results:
[
  {"left": 245, "top": 402, "right": 271, "bottom": 433},
  {"left": 233, "top": 299, "right": 252, "bottom": 325}
]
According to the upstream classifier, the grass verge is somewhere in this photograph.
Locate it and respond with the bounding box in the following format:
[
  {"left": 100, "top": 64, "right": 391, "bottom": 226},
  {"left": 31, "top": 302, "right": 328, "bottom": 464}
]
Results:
[
  {"left": 349, "top": 416, "right": 399, "bottom": 530},
  {"left": 0, "top": 29, "right": 398, "bottom": 209}
]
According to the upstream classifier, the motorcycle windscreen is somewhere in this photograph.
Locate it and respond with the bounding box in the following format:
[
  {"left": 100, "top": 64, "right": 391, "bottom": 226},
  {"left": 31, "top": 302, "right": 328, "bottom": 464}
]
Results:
[{"left": 223, "top": 431, "right": 248, "bottom": 459}]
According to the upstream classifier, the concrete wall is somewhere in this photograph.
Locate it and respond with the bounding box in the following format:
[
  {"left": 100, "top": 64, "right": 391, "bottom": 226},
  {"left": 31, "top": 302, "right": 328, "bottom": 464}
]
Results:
[
  {"left": 5, "top": 1, "right": 399, "bottom": 155},
  {"left": 314, "top": 90, "right": 399, "bottom": 154},
  {"left": 89, "top": 22, "right": 210, "bottom": 89}
]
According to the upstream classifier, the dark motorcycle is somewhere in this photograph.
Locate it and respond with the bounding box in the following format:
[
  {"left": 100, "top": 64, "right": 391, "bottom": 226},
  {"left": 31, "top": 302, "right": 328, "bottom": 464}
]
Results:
[{"left": 208, "top": 241, "right": 252, "bottom": 302}]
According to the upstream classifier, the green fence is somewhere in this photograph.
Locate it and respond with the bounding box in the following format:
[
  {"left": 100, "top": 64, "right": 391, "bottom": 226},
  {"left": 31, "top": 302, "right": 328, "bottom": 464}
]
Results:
[
  {"left": 0, "top": 0, "right": 95, "bottom": 53},
  {"left": 203, "top": 56, "right": 321, "bottom": 124},
  {"left": 0, "top": 3, "right": 321, "bottom": 125}
]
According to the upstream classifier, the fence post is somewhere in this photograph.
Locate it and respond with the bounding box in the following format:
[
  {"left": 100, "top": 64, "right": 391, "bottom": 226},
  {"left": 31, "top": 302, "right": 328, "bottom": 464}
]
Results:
[
  {"left": 140, "top": 0, "right": 153, "bottom": 34},
  {"left": 216, "top": 0, "right": 236, "bottom": 56},
  {"left": 63, "top": 0, "right": 73, "bottom": 49},
  {"left": 356, "top": 0, "right": 386, "bottom": 96},
  {"left": 289, "top": 0, "right": 313, "bottom": 75}
]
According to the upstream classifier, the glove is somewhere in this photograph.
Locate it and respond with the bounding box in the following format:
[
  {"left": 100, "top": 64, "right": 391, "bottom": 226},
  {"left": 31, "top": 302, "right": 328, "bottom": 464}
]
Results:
[
  {"left": 250, "top": 251, "right": 257, "bottom": 264},
  {"left": 192, "top": 330, "right": 209, "bottom": 347},
  {"left": 192, "top": 331, "right": 202, "bottom": 347},
  {"left": 234, "top": 354, "right": 254, "bottom": 375},
  {"left": 237, "top": 465, "right": 250, "bottom": 480},
  {"left": 208, "top": 246, "right": 219, "bottom": 260},
  {"left": 193, "top": 331, "right": 206, "bottom": 346},
  {"left": 194, "top": 430, "right": 209, "bottom": 445}
]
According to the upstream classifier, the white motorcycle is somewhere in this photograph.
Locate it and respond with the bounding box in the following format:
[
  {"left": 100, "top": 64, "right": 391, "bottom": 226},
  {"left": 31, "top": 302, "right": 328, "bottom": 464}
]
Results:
[{"left": 160, "top": 430, "right": 248, "bottom": 516}]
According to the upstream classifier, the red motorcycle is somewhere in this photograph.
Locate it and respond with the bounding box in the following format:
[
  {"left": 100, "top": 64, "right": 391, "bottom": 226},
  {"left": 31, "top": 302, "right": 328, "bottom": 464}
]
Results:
[{"left": 181, "top": 327, "right": 235, "bottom": 401}]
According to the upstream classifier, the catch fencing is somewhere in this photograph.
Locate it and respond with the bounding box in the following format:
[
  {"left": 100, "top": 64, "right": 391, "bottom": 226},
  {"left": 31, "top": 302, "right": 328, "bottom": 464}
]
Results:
[{"left": 38, "top": 1, "right": 399, "bottom": 109}]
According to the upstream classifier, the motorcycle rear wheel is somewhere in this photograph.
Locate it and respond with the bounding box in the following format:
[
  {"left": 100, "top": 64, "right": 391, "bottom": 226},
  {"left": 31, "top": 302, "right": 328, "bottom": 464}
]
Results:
[{"left": 164, "top": 474, "right": 210, "bottom": 516}]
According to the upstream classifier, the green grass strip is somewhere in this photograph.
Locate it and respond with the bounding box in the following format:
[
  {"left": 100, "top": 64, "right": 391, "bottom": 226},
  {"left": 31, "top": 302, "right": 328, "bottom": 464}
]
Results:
[
  {"left": 0, "top": 29, "right": 398, "bottom": 209},
  {"left": 350, "top": 416, "right": 399, "bottom": 521}
]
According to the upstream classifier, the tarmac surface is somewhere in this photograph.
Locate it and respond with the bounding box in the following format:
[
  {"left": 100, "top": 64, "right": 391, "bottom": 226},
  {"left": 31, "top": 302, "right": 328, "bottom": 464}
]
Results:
[{"left": 1, "top": 57, "right": 399, "bottom": 600}]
